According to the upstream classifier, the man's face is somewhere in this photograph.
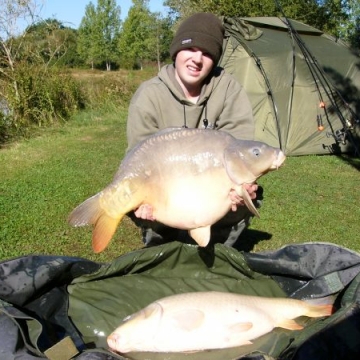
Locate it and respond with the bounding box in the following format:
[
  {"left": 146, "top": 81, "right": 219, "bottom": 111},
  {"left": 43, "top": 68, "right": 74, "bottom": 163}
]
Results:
[{"left": 174, "top": 47, "right": 214, "bottom": 90}]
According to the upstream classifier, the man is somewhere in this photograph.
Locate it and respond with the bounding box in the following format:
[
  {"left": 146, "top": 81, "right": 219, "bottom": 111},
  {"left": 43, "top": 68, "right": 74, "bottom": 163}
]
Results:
[{"left": 126, "top": 12, "right": 260, "bottom": 247}]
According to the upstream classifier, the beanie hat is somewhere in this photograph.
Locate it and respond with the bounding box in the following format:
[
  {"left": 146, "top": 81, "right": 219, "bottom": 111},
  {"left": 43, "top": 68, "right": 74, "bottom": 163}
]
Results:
[{"left": 170, "top": 13, "right": 224, "bottom": 65}]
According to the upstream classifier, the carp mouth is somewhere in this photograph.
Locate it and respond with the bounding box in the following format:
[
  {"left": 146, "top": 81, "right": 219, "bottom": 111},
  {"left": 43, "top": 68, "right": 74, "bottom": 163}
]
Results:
[{"left": 271, "top": 150, "right": 286, "bottom": 170}]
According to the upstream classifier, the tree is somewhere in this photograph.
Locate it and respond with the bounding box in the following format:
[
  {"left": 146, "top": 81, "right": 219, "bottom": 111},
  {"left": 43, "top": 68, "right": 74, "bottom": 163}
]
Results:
[
  {"left": 348, "top": 17, "right": 360, "bottom": 49},
  {"left": 311, "top": 0, "right": 349, "bottom": 38},
  {"left": 163, "top": 0, "right": 354, "bottom": 43},
  {"left": 77, "top": 2, "right": 99, "bottom": 69},
  {"left": 52, "top": 27, "right": 82, "bottom": 68},
  {"left": 340, "top": 0, "right": 360, "bottom": 48},
  {"left": 0, "top": 0, "right": 39, "bottom": 108},
  {"left": 0, "top": 0, "right": 84, "bottom": 142},
  {"left": 119, "top": 0, "right": 156, "bottom": 69},
  {"left": 96, "top": 0, "right": 121, "bottom": 70},
  {"left": 25, "top": 19, "right": 80, "bottom": 67},
  {"left": 78, "top": 0, "right": 121, "bottom": 70},
  {"left": 153, "top": 13, "right": 174, "bottom": 70}
]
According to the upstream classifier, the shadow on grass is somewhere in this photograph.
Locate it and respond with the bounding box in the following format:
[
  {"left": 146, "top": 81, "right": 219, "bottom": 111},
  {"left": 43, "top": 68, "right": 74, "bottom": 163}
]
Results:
[
  {"left": 234, "top": 228, "right": 273, "bottom": 252},
  {"left": 337, "top": 153, "right": 360, "bottom": 171}
]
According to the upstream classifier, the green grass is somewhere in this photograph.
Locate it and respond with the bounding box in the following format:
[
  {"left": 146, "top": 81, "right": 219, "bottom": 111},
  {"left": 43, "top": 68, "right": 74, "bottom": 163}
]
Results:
[
  {"left": 0, "top": 108, "right": 140, "bottom": 262},
  {"left": 1, "top": 108, "right": 359, "bottom": 262},
  {"left": 248, "top": 155, "right": 360, "bottom": 252}
]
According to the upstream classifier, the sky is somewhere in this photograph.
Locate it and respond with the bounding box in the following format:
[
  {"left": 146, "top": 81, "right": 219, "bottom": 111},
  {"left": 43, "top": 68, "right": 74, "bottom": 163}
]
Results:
[{"left": 40, "top": 0, "right": 167, "bottom": 29}]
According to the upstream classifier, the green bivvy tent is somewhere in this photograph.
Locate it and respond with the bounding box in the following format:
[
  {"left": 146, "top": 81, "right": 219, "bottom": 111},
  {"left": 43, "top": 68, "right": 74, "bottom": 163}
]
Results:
[{"left": 219, "top": 17, "right": 360, "bottom": 156}]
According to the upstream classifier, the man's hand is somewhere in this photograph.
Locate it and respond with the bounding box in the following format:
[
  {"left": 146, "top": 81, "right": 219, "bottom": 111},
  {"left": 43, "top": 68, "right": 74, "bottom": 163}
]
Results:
[
  {"left": 134, "top": 204, "right": 156, "bottom": 221},
  {"left": 230, "top": 183, "right": 258, "bottom": 211}
]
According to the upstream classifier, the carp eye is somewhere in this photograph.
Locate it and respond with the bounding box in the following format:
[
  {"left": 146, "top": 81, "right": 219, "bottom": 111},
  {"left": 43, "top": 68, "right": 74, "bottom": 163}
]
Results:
[{"left": 252, "top": 148, "right": 261, "bottom": 157}]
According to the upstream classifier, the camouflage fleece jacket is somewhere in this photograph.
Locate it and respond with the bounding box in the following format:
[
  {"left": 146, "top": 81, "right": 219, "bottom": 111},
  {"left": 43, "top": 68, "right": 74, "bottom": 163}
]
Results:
[{"left": 126, "top": 64, "right": 254, "bottom": 151}]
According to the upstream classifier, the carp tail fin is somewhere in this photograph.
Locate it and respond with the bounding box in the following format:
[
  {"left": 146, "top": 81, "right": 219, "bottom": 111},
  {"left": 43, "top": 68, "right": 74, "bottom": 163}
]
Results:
[
  {"left": 304, "top": 304, "right": 334, "bottom": 318},
  {"left": 277, "top": 319, "right": 304, "bottom": 331},
  {"left": 92, "top": 213, "right": 122, "bottom": 253},
  {"left": 68, "top": 193, "right": 103, "bottom": 227},
  {"left": 68, "top": 192, "right": 124, "bottom": 253}
]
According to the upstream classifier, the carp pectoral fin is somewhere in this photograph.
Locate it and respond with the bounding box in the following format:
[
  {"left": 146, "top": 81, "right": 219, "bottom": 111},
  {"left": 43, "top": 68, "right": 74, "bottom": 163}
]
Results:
[
  {"left": 172, "top": 310, "right": 205, "bottom": 331},
  {"left": 224, "top": 145, "right": 251, "bottom": 182},
  {"left": 227, "top": 322, "right": 253, "bottom": 345},
  {"left": 92, "top": 213, "right": 123, "bottom": 253},
  {"left": 241, "top": 185, "right": 260, "bottom": 218},
  {"left": 229, "top": 322, "right": 253, "bottom": 333},
  {"left": 189, "top": 226, "right": 211, "bottom": 247},
  {"left": 277, "top": 319, "right": 303, "bottom": 331},
  {"left": 143, "top": 302, "right": 163, "bottom": 319}
]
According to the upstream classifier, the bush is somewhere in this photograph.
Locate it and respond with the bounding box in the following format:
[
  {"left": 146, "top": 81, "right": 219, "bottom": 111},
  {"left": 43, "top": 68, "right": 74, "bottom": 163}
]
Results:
[
  {"left": 73, "top": 68, "right": 153, "bottom": 110},
  {"left": 0, "top": 63, "right": 86, "bottom": 144}
]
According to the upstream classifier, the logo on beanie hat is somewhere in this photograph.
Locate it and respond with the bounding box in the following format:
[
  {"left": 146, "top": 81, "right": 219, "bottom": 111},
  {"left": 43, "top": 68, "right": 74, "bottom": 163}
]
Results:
[{"left": 181, "top": 39, "right": 193, "bottom": 45}]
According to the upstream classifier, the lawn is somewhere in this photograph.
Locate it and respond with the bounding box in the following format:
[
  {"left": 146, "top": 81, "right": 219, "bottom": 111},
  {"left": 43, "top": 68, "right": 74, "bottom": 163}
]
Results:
[{"left": 1, "top": 105, "right": 359, "bottom": 263}]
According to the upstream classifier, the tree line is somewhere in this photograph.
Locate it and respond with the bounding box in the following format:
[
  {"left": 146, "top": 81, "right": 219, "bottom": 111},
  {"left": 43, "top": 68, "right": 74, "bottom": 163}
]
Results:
[
  {"left": 76, "top": 0, "right": 173, "bottom": 71},
  {"left": 2, "top": 0, "right": 359, "bottom": 71},
  {"left": 0, "top": 0, "right": 359, "bottom": 142},
  {"left": 76, "top": 0, "right": 358, "bottom": 71},
  {"left": 165, "top": 0, "right": 359, "bottom": 49},
  {"left": 6, "top": 0, "right": 358, "bottom": 72}
]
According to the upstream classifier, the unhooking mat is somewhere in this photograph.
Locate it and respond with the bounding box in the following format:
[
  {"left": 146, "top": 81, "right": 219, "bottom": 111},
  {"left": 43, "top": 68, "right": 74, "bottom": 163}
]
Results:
[{"left": 1, "top": 241, "right": 360, "bottom": 360}]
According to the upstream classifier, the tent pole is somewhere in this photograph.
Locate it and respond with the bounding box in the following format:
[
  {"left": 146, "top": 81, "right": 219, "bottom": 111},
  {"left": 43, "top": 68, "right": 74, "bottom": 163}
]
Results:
[
  {"left": 252, "top": 54, "right": 283, "bottom": 150},
  {"left": 282, "top": 16, "right": 296, "bottom": 154},
  {"left": 222, "top": 17, "right": 283, "bottom": 150}
]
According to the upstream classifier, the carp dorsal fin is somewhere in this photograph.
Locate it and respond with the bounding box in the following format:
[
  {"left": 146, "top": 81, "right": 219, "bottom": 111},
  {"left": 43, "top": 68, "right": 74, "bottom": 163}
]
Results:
[{"left": 189, "top": 226, "right": 211, "bottom": 247}]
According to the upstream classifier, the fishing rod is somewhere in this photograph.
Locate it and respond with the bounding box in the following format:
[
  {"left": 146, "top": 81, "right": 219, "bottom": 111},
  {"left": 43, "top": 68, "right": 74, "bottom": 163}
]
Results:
[
  {"left": 283, "top": 22, "right": 339, "bottom": 141},
  {"left": 274, "top": 0, "right": 360, "bottom": 156},
  {"left": 293, "top": 31, "right": 359, "bottom": 155},
  {"left": 294, "top": 36, "right": 360, "bottom": 149}
]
